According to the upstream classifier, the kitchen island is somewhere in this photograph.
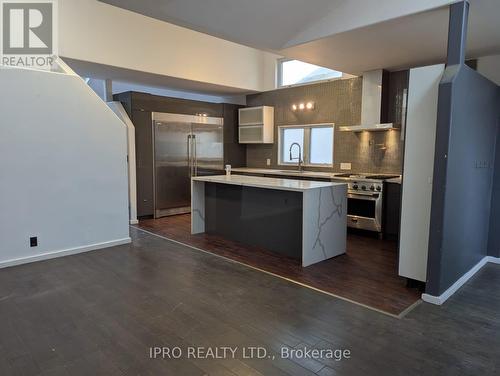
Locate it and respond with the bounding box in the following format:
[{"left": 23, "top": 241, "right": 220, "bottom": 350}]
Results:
[{"left": 191, "top": 175, "right": 347, "bottom": 267}]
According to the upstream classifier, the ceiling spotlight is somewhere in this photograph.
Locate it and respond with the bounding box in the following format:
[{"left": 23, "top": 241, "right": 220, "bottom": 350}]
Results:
[
  {"left": 306, "top": 102, "right": 314, "bottom": 110},
  {"left": 299, "top": 103, "right": 305, "bottom": 110},
  {"left": 292, "top": 104, "right": 297, "bottom": 111}
]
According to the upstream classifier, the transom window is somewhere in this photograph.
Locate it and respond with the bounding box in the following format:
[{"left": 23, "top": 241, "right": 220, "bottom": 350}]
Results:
[
  {"left": 279, "top": 124, "right": 334, "bottom": 167},
  {"left": 278, "top": 59, "right": 343, "bottom": 87}
]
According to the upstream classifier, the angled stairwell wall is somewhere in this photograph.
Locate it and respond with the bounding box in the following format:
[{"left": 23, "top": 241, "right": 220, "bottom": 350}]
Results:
[
  {"left": 488, "top": 115, "right": 500, "bottom": 258},
  {"left": 423, "top": 1, "right": 500, "bottom": 304},
  {"left": 425, "top": 64, "right": 499, "bottom": 299},
  {"left": 0, "top": 66, "right": 130, "bottom": 268}
]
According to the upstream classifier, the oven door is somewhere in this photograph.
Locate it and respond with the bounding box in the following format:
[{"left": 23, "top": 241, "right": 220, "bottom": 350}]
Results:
[{"left": 347, "top": 192, "right": 382, "bottom": 232}]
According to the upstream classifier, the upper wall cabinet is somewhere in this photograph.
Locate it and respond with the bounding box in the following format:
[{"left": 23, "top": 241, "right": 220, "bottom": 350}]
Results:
[
  {"left": 239, "top": 106, "right": 274, "bottom": 144},
  {"left": 385, "top": 70, "right": 409, "bottom": 127}
]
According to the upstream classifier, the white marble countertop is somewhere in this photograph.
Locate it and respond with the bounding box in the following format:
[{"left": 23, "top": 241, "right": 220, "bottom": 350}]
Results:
[
  {"left": 231, "top": 167, "right": 402, "bottom": 184},
  {"left": 192, "top": 174, "right": 346, "bottom": 192},
  {"left": 231, "top": 167, "right": 337, "bottom": 179}
]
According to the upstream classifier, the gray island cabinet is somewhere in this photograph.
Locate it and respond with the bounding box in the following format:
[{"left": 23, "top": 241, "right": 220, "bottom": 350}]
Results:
[{"left": 191, "top": 175, "right": 347, "bottom": 267}]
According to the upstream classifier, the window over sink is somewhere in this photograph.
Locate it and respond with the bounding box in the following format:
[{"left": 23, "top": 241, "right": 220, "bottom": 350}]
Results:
[{"left": 278, "top": 124, "right": 334, "bottom": 167}]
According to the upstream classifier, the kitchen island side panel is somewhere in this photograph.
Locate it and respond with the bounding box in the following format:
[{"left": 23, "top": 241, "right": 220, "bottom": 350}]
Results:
[
  {"left": 191, "top": 179, "right": 206, "bottom": 234},
  {"left": 302, "top": 185, "right": 348, "bottom": 267}
]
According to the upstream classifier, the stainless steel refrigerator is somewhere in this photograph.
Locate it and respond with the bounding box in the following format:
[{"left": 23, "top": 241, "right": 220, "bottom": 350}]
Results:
[{"left": 152, "top": 112, "right": 224, "bottom": 218}]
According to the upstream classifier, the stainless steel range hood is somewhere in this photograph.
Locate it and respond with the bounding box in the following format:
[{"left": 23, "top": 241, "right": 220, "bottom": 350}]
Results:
[
  {"left": 338, "top": 123, "right": 396, "bottom": 132},
  {"left": 339, "top": 70, "right": 398, "bottom": 132}
]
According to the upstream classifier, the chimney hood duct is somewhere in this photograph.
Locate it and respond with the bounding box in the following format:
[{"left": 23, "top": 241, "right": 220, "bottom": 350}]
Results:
[{"left": 339, "top": 70, "right": 398, "bottom": 132}]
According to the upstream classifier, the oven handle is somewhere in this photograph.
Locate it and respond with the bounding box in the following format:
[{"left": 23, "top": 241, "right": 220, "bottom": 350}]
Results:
[{"left": 348, "top": 193, "right": 379, "bottom": 200}]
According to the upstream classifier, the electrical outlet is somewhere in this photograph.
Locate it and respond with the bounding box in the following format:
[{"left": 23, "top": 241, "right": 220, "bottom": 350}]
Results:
[
  {"left": 475, "top": 160, "right": 489, "bottom": 169},
  {"left": 30, "top": 237, "right": 38, "bottom": 247},
  {"left": 340, "top": 163, "right": 352, "bottom": 170},
  {"left": 266, "top": 158, "right": 271, "bottom": 166}
]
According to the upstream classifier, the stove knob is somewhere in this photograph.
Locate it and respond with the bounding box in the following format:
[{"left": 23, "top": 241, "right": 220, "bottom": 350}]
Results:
[
  {"left": 376, "top": 186, "right": 382, "bottom": 191},
  {"left": 370, "top": 185, "right": 375, "bottom": 191},
  {"left": 352, "top": 184, "right": 359, "bottom": 190},
  {"left": 361, "top": 185, "right": 366, "bottom": 190}
]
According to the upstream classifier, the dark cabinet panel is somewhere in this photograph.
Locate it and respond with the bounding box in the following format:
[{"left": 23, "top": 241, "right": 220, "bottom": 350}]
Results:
[
  {"left": 205, "top": 182, "right": 303, "bottom": 258},
  {"left": 132, "top": 110, "right": 154, "bottom": 217},
  {"left": 129, "top": 92, "right": 223, "bottom": 117},
  {"left": 113, "top": 92, "right": 132, "bottom": 117},
  {"left": 222, "top": 103, "right": 240, "bottom": 143},
  {"left": 383, "top": 182, "right": 402, "bottom": 238},
  {"left": 223, "top": 103, "right": 246, "bottom": 167},
  {"left": 385, "top": 70, "right": 409, "bottom": 126}
]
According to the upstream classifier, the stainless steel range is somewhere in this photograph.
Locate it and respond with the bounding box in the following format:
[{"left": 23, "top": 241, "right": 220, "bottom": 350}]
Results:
[{"left": 333, "top": 174, "right": 400, "bottom": 233}]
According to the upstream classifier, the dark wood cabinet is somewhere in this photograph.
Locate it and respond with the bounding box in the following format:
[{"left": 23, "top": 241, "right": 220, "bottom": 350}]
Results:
[
  {"left": 381, "top": 69, "right": 409, "bottom": 126},
  {"left": 113, "top": 91, "right": 246, "bottom": 217},
  {"left": 223, "top": 103, "right": 246, "bottom": 167},
  {"left": 132, "top": 109, "right": 155, "bottom": 217},
  {"left": 383, "top": 182, "right": 402, "bottom": 239},
  {"left": 384, "top": 70, "right": 410, "bottom": 125},
  {"left": 116, "top": 91, "right": 224, "bottom": 117}
]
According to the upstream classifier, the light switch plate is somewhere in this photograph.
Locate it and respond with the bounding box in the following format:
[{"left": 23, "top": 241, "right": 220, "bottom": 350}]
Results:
[
  {"left": 266, "top": 159, "right": 271, "bottom": 166},
  {"left": 340, "top": 163, "right": 352, "bottom": 170}
]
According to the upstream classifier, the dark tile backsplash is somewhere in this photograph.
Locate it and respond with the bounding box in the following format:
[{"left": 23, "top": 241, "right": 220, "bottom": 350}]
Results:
[{"left": 245, "top": 78, "right": 403, "bottom": 174}]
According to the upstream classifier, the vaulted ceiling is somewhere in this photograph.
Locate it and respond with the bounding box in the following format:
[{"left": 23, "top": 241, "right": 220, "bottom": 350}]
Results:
[
  {"left": 100, "top": 0, "right": 500, "bottom": 74},
  {"left": 99, "top": 0, "right": 455, "bottom": 51}
]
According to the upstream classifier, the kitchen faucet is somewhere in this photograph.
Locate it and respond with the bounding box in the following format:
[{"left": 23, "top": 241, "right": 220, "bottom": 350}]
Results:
[{"left": 289, "top": 142, "right": 303, "bottom": 172}]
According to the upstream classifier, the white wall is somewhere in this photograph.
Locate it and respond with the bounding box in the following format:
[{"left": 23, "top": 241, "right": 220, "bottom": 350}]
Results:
[
  {"left": 399, "top": 64, "right": 444, "bottom": 282},
  {"left": 59, "top": 0, "right": 279, "bottom": 93},
  {"left": 107, "top": 101, "right": 138, "bottom": 225},
  {"left": 0, "top": 67, "right": 130, "bottom": 268},
  {"left": 477, "top": 54, "right": 500, "bottom": 86}
]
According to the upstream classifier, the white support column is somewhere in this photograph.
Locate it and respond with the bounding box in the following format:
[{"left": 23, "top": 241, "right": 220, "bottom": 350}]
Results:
[
  {"left": 107, "top": 102, "right": 138, "bottom": 225},
  {"left": 399, "top": 64, "right": 444, "bottom": 282}
]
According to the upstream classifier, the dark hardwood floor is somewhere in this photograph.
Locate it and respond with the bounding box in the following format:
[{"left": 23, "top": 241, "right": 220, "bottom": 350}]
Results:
[
  {"left": 135, "top": 214, "right": 420, "bottom": 316},
  {"left": 0, "top": 228, "right": 498, "bottom": 375}
]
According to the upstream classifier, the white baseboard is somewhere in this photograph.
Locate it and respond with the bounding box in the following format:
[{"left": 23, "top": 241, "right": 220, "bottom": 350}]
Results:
[
  {"left": 487, "top": 256, "right": 500, "bottom": 264},
  {"left": 421, "top": 256, "right": 497, "bottom": 305},
  {"left": 129, "top": 219, "right": 139, "bottom": 225},
  {"left": 0, "top": 238, "right": 131, "bottom": 269},
  {"left": 421, "top": 292, "right": 443, "bottom": 305}
]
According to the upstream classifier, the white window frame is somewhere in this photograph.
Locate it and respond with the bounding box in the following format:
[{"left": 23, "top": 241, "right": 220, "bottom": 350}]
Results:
[
  {"left": 278, "top": 123, "right": 335, "bottom": 167},
  {"left": 277, "top": 58, "right": 344, "bottom": 88}
]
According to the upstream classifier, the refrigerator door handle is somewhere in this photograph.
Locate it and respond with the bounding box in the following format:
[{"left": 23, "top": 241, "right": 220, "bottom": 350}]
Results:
[
  {"left": 193, "top": 134, "right": 198, "bottom": 176},
  {"left": 187, "top": 134, "right": 192, "bottom": 177}
]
